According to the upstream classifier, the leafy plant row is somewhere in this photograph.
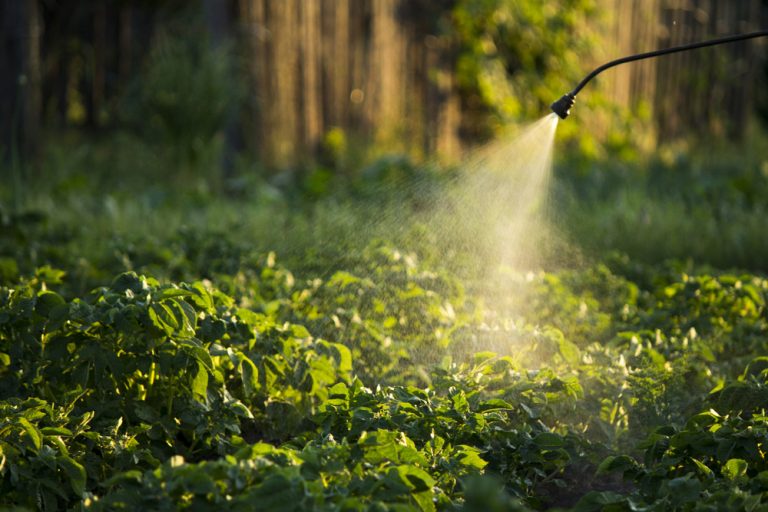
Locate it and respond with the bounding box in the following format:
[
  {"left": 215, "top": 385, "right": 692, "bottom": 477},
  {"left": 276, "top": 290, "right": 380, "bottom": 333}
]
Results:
[{"left": 2, "top": 245, "right": 768, "bottom": 510}]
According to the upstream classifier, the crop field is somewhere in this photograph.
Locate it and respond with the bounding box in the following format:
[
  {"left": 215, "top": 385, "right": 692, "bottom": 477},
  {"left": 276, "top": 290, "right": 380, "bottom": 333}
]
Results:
[
  {"left": 4, "top": 2, "right": 768, "bottom": 510},
  {"left": 2, "top": 191, "right": 768, "bottom": 511}
]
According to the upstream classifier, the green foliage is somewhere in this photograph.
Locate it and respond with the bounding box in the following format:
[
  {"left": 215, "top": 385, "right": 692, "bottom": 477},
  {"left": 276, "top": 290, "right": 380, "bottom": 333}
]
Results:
[
  {"left": 558, "top": 143, "right": 768, "bottom": 270},
  {"left": 0, "top": 253, "right": 581, "bottom": 510},
  {"left": 582, "top": 363, "right": 768, "bottom": 510},
  {"left": 0, "top": 268, "right": 356, "bottom": 509},
  {"left": 123, "top": 33, "right": 234, "bottom": 146},
  {"left": 5, "top": 2, "right": 768, "bottom": 508},
  {"left": 452, "top": 0, "right": 597, "bottom": 127},
  {"left": 117, "top": 28, "right": 241, "bottom": 187},
  {"left": 3, "top": 235, "right": 766, "bottom": 510},
  {"left": 5, "top": 167, "right": 768, "bottom": 510}
]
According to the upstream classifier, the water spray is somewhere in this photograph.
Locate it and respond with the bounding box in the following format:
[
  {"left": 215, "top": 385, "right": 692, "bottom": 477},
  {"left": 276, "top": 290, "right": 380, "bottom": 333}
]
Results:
[{"left": 551, "top": 30, "right": 768, "bottom": 119}]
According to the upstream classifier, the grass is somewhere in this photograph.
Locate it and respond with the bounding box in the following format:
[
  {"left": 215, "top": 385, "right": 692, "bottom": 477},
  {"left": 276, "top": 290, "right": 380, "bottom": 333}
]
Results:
[
  {"left": 3, "top": 129, "right": 768, "bottom": 287},
  {"left": 554, "top": 139, "right": 768, "bottom": 273}
]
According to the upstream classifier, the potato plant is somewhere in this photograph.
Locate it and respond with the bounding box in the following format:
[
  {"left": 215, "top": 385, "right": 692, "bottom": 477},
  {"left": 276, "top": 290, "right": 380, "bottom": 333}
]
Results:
[{"left": 2, "top": 223, "right": 768, "bottom": 510}]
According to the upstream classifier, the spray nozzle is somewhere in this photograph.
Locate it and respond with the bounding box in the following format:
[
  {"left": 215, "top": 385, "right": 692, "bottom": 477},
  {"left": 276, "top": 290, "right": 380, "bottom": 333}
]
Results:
[{"left": 550, "top": 93, "right": 575, "bottom": 119}]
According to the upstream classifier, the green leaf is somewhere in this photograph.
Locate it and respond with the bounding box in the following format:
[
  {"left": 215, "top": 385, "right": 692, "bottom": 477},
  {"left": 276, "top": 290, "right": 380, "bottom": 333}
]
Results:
[
  {"left": 534, "top": 432, "right": 564, "bottom": 448},
  {"left": 329, "top": 342, "right": 352, "bottom": 374},
  {"left": 17, "top": 417, "right": 42, "bottom": 452},
  {"left": 472, "top": 351, "right": 498, "bottom": 366},
  {"left": 191, "top": 361, "right": 209, "bottom": 402},
  {"left": 685, "top": 411, "right": 720, "bottom": 429},
  {"left": 188, "top": 283, "right": 215, "bottom": 312},
  {"left": 327, "top": 271, "right": 360, "bottom": 288},
  {"left": 149, "top": 302, "right": 178, "bottom": 337},
  {"left": 58, "top": 455, "right": 86, "bottom": 496},
  {"left": 171, "top": 299, "right": 197, "bottom": 338},
  {"left": 40, "top": 427, "right": 73, "bottom": 437},
  {"left": 290, "top": 324, "right": 311, "bottom": 338},
  {"left": 397, "top": 465, "right": 435, "bottom": 492},
  {"left": 557, "top": 336, "right": 581, "bottom": 366},
  {"left": 383, "top": 467, "right": 415, "bottom": 494},
  {"left": 359, "top": 430, "right": 406, "bottom": 464},
  {"left": 228, "top": 400, "right": 254, "bottom": 419},
  {"left": 35, "top": 266, "right": 66, "bottom": 285},
  {"left": 690, "top": 458, "right": 713, "bottom": 478},
  {"left": 477, "top": 399, "right": 513, "bottom": 412},
  {"left": 451, "top": 392, "right": 470, "bottom": 414},
  {"left": 35, "top": 291, "right": 66, "bottom": 318},
  {"left": 596, "top": 455, "right": 637, "bottom": 476},
  {"left": 722, "top": 458, "right": 748, "bottom": 480},
  {"left": 327, "top": 382, "right": 349, "bottom": 399},
  {"left": 412, "top": 490, "right": 436, "bottom": 512},
  {"left": 455, "top": 446, "right": 487, "bottom": 470},
  {"left": 156, "top": 288, "right": 194, "bottom": 299},
  {"left": 49, "top": 435, "right": 69, "bottom": 456},
  {"left": 178, "top": 339, "right": 214, "bottom": 372},
  {"left": 308, "top": 357, "right": 339, "bottom": 390},
  {"left": 111, "top": 271, "right": 144, "bottom": 294},
  {"left": 240, "top": 355, "right": 259, "bottom": 397}
]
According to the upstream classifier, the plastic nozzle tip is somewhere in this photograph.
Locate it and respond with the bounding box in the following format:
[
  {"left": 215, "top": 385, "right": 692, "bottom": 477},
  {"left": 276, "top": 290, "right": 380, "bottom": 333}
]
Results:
[{"left": 550, "top": 93, "right": 575, "bottom": 119}]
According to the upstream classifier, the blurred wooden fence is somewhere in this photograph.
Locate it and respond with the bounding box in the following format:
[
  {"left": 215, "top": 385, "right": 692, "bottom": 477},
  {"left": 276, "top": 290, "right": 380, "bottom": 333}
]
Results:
[
  {"left": 237, "top": 0, "right": 461, "bottom": 167},
  {"left": 238, "top": 0, "right": 768, "bottom": 164},
  {"left": 2, "top": 0, "right": 767, "bottom": 168}
]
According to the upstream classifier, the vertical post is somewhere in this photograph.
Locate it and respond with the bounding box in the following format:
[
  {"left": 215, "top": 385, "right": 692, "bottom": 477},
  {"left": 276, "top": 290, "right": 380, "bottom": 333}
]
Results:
[
  {"left": 203, "top": 0, "right": 241, "bottom": 187},
  {"left": 0, "top": 0, "right": 42, "bottom": 169},
  {"left": 92, "top": 2, "right": 107, "bottom": 127},
  {"left": 299, "top": 0, "right": 323, "bottom": 155}
]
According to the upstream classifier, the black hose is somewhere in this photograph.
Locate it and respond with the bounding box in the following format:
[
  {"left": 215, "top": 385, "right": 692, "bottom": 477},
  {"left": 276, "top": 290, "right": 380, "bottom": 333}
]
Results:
[{"left": 551, "top": 29, "right": 768, "bottom": 119}]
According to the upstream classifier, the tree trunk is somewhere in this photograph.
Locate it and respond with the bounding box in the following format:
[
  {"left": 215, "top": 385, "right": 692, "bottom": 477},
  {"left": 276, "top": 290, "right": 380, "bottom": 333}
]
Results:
[
  {"left": 299, "top": 0, "right": 323, "bottom": 154},
  {"left": 0, "top": 0, "right": 43, "bottom": 166},
  {"left": 365, "top": 0, "right": 406, "bottom": 149},
  {"left": 119, "top": 5, "right": 133, "bottom": 89},
  {"left": 204, "top": 0, "right": 242, "bottom": 186},
  {"left": 92, "top": 1, "right": 107, "bottom": 127},
  {"left": 0, "top": 0, "right": 23, "bottom": 165}
]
